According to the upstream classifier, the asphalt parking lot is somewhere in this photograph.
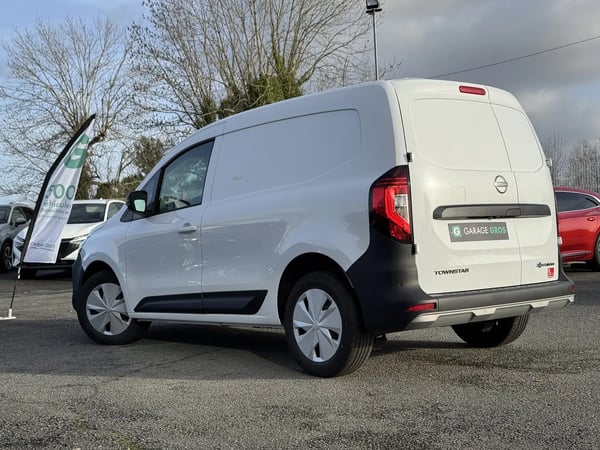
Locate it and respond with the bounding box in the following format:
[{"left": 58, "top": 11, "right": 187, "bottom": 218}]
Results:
[{"left": 0, "top": 267, "right": 598, "bottom": 449}]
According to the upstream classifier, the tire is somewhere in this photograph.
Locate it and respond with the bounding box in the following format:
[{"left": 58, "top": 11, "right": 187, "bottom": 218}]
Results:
[
  {"left": 283, "top": 271, "right": 374, "bottom": 377},
  {"left": 590, "top": 234, "right": 600, "bottom": 271},
  {"left": 19, "top": 268, "right": 37, "bottom": 279},
  {"left": 75, "top": 271, "right": 150, "bottom": 345},
  {"left": 0, "top": 241, "right": 12, "bottom": 273},
  {"left": 452, "top": 315, "right": 529, "bottom": 348}
]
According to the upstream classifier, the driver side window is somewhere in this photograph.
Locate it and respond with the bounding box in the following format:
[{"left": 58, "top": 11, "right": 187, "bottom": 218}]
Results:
[{"left": 158, "top": 141, "right": 213, "bottom": 214}]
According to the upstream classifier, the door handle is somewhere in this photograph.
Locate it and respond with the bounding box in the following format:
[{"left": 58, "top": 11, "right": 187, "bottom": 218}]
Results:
[
  {"left": 178, "top": 223, "right": 198, "bottom": 234},
  {"left": 587, "top": 217, "right": 596, "bottom": 222}
]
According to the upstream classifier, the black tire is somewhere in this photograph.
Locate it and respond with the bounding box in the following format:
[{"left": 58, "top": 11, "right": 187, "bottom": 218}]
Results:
[
  {"left": 590, "top": 234, "right": 600, "bottom": 271},
  {"left": 283, "top": 271, "right": 374, "bottom": 377},
  {"left": 75, "top": 270, "right": 150, "bottom": 345},
  {"left": 0, "top": 241, "right": 12, "bottom": 273},
  {"left": 452, "top": 315, "right": 529, "bottom": 348},
  {"left": 19, "top": 268, "right": 37, "bottom": 279}
]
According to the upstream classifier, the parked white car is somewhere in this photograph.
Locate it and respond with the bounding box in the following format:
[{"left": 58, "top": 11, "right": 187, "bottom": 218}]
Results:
[
  {"left": 13, "top": 199, "right": 124, "bottom": 278},
  {"left": 72, "top": 79, "right": 574, "bottom": 377}
]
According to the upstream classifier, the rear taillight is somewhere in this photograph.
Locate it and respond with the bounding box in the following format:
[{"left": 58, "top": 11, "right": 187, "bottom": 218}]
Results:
[
  {"left": 459, "top": 85, "right": 486, "bottom": 95},
  {"left": 371, "top": 166, "right": 412, "bottom": 243},
  {"left": 406, "top": 302, "right": 437, "bottom": 312}
]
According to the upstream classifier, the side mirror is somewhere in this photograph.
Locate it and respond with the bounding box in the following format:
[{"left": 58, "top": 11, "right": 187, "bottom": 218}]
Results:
[
  {"left": 126, "top": 191, "right": 148, "bottom": 215},
  {"left": 14, "top": 217, "right": 27, "bottom": 226}
]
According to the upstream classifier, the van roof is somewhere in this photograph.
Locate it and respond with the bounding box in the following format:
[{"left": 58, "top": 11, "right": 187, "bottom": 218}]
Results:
[{"left": 168, "top": 78, "right": 521, "bottom": 159}]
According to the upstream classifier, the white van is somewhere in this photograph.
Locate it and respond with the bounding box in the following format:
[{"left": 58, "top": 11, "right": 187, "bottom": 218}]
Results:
[{"left": 72, "top": 79, "right": 575, "bottom": 377}]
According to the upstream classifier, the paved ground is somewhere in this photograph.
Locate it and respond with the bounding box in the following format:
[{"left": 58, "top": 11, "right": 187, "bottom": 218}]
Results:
[{"left": 0, "top": 267, "right": 598, "bottom": 449}]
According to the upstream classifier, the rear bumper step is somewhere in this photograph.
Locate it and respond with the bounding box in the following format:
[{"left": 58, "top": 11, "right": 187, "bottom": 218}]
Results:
[{"left": 405, "top": 295, "right": 574, "bottom": 330}]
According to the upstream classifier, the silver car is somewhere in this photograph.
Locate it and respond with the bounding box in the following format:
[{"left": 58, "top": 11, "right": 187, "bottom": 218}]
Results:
[{"left": 0, "top": 203, "right": 34, "bottom": 272}]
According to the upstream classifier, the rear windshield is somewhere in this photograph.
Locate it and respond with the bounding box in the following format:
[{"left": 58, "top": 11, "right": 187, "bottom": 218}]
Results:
[{"left": 68, "top": 203, "right": 106, "bottom": 224}]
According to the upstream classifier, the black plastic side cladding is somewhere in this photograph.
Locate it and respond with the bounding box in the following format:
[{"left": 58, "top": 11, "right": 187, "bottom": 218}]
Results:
[{"left": 346, "top": 230, "right": 431, "bottom": 334}]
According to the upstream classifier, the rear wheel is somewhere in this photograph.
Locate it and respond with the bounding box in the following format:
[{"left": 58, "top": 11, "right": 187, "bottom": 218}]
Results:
[
  {"left": 75, "top": 271, "right": 150, "bottom": 345},
  {"left": 590, "top": 234, "right": 600, "bottom": 271},
  {"left": 452, "top": 315, "right": 529, "bottom": 348},
  {"left": 283, "top": 271, "right": 374, "bottom": 377},
  {"left": 0, "top": 241, "right": 12, "bottom": 272}
]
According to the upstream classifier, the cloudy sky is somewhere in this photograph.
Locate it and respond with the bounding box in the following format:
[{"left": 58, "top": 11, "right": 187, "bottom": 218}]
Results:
[
  {"left": 378, "top": 0, "right": 600, "bottom": 148},
  {"left": 1, "top": 0, "right": 599, "bottom": 149}
]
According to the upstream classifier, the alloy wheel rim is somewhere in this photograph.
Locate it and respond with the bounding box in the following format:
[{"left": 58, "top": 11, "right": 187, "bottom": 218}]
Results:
[
  {"left": 292, "top": 288, "right": 342, "bottom": 362},
  {"left": 86, "top": 282, "right": 131, "bottom": 335},
  {"left": 2, "top": 245, "right": 11, "bottom": 270}
]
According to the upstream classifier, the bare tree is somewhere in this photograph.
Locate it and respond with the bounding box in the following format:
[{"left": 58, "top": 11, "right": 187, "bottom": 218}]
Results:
[
  {"left": 565, "top": 140, "right": 600, "bottom": 192},
  {"left": 0, "top": 17, "right": 138, "bottom": 200},
  {"left": 131, "top": 0, "right": 373, "bottom": 135},
  {"left": 541, "top": 132, "right": 569, "bottom": 186}
]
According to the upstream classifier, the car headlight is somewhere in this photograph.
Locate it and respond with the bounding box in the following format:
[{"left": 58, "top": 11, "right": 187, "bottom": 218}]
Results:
[
  {"left": 14, "top": 234, "right": 24, "bottom": 251},
  {"left": 69, "top": 234, "right": 89, "bottom": 244}
]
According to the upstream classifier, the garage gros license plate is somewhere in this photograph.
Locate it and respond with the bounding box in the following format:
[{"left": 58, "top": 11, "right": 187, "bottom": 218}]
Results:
[{"left": 448, "top": 222, "right": 509, "bottom": 242}]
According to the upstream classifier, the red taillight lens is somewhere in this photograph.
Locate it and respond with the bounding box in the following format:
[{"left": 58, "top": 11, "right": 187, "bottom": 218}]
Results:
[
  {"left": 371, "top": 166, "right": 412, "bottom": 243},
  {"left": 407, "top": 302, "right": 437, "bottom": 312},
  {"left": 459, "top": 85, "right": 486, "bottom": 96}
]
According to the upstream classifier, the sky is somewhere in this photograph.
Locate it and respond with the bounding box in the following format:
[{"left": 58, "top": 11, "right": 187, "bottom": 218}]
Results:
[
  {"left": 377, "top": 0, "right": 600, "bottom": 149},
  {"left": 0, "top": 0, "right": 599, "bottom": 151}
]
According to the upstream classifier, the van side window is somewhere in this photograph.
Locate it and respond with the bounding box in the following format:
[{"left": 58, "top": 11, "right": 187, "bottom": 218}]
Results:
[{"left": 158, "top": 141, "right": 213, "bottom": 214}]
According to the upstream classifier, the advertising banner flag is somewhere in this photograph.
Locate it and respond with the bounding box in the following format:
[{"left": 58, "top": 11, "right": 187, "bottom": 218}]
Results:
[{"left": 21, "top": 115, "right": 96, "bottom": 265}]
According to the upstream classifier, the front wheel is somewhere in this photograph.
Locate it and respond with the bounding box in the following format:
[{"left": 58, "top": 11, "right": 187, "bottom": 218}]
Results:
[
  {"left": 590, "top": 234, "right": 600, "bottom": 271},
  {"left": 75, "top": 271, "right": 150, "bottom": 345},
  {"left": 283, "top": 271, "right": 374, "bottom": 377},
  {"left": 0, "top": 241, "right": 12, "bottom": 273},
  {"left": 452, "top": 315, "right": 529, "bottom": 348}
]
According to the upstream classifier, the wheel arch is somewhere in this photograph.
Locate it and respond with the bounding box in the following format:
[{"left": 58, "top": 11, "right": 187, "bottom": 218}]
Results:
[
  {"left": 81, "top": 260, "right": 118, "bottom": 285},
  {"left": 277, "top": 253, "right": 364, "bottom": 326}
]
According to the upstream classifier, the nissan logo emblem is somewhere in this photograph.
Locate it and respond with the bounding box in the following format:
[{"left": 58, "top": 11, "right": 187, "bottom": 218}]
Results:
[{"left": 494, "top": 175, "right": 509, "bottom": 194}]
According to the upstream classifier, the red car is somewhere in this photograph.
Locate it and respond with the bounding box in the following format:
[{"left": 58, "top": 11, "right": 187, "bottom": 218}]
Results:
[{"left": 555, "top": 187, "right": 600, "bottom": 269}]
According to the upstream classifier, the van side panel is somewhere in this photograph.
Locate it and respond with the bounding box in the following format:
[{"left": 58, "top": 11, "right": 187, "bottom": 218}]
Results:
[
  {"left": 210, "top": 111, "right": 361, "bottom": 201},
  {"left": 201, "top": 110, "right": 368, "bottom": 321}
]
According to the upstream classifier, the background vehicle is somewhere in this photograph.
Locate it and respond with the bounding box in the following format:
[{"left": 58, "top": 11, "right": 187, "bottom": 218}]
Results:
[
  {"left": 72, "top": 79, "right": 574, "bottom": 377},
  {"left": 555, "top": 186, "right": 600, "bottom": 269},
  {"left": 0, "top": 203, "right": 34, "bottom": 272},
  {"left": 14, "top": 199, "right": 124, "bottom": 278}
]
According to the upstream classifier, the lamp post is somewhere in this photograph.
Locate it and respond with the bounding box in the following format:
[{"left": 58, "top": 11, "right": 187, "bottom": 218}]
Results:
[{"left": 365, "top": 0, "right": 382, "bottom": 80}]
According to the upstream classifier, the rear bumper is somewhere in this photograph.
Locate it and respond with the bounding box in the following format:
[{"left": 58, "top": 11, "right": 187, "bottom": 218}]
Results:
[
  {"left": 346, "top": 231, "right": 575, "bottom": 334},
  {"left": 405, "top": 293, "right": 573, "bottom": 330}
]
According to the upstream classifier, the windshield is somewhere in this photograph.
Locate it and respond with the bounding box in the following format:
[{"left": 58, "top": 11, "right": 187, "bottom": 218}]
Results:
[
  {"left": 68, "top": 203, "right": 106, "bottom": 224},
  {"left": 0, "top": 206, "right": 9, "bottom": 224}
]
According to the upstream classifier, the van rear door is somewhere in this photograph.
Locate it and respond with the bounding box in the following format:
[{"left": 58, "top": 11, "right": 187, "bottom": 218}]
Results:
[{"left": 393, "top": 80, "right": 557, "bottom": 294}]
